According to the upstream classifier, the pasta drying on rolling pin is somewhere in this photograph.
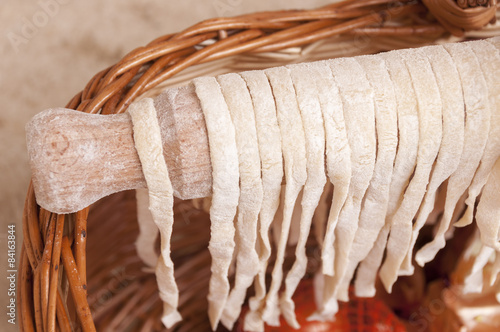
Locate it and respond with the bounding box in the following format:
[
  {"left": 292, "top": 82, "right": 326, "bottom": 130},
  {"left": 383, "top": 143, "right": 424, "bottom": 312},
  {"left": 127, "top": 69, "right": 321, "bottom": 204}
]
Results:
[{"left": 26, "top": 37, "right": 500, "bottom": 331}]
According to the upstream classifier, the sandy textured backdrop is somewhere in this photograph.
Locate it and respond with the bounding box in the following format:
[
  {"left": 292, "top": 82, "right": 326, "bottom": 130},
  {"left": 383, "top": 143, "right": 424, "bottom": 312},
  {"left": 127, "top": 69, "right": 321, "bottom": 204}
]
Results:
[{"left": 0, "top": 0, "right": 330, "bottom": 329}]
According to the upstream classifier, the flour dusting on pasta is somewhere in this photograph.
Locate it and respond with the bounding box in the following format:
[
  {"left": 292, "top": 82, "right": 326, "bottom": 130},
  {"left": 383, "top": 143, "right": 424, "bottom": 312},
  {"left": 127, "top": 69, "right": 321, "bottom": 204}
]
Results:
[{"left": 130, "top": 37, "right": 500, "bottom": 331}]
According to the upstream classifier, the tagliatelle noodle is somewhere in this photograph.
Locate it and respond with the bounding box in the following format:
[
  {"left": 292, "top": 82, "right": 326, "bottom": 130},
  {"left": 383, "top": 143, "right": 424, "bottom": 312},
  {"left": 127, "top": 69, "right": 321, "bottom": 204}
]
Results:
[
  {"left": 455, "top": 38, "right": 500, "bottom": 228},
  {"left": 464, "top": 244, "right": 496, "bottom": 294},
  {"left": 262, "top": 66, "right": 307, "bottom": 326},
  {"left": 400, "top": 45, "right": 465, "bottom": 275},
  {"left": 192, "top": 77, "right": 240, "bottom": 330},
  {"left": 355, "top": 50, "right": 419, "bottom": 297},
  {"left": 135, "top": 188, "right": 160, "bottom": 269},
  {"left": 313, "top": 182, "right": 332, "bottom": 249},
  {"left": 308, "top": 60, "right": 351, "bottom": 320},
  {"left": 239, "top": 70, "right": 283, "bottom": 332},
  {"left": 288, "top": 191, "right": 304, "bottom": 247},
  {"left": 271, "top": 187, "right": 303, "bottom": 249},
  {"left": 271, "top": 186, "right": 286, "bottom": 254},
  {"left": 336, "top": 53, "right": 398, "bottom": 301},
  {"left": 426, "top": 184, "right": 447, "bottom": 226},
  {"left": 314, "top": 60, "right": 351, "bottom": 279},
  {"left": 279, "top": 62, "right": 327, "bottom": 329},
  {"left": 490, "top": 252, "right": 500, "bottom": 286},
  {"left": 128, "top": 98, "right": 182, "bottom": 328},
  {"left": 475, "top": 158, "right": 500, "bottom": 251},
  {"left": 379, "top": 48, "right": 443, "bottom": 292},
  {"left": 416, "top": 42, "right": 490, "bottom": 266},
  {"left": 217, "top": 73, "right": 263, "bottom": 330},
  {"left": 318, "top": 57, "right": 376, "bottom": 319}
]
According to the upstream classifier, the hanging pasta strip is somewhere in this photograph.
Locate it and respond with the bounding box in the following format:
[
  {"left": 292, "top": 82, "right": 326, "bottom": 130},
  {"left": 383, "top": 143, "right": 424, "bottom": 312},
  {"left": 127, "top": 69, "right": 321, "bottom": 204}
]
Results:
[
  {"left": 355, "top": 50, "right": 419, "bottom": 297},
  {"left": 416, "top": 42, "right": 491, "bottom": 266},
  {"left": 239, "top": 70, "right": 283, "bottom": 332},
  {"left": 279, "top": 62, "right": 327, "bottom": 329},
  {"left": 262, "top": 66, "right": 307, "bottom": 326},
  {"left": 128, "top": 98, "right": 181, "bottom": 328},
  {"left": 313, "top": 181, "right": 332, "bottom": 249},
  {"left": 315, "top": 60, "right": 351, "bottom": 280},
  {"left": 490, "top": 252, "right": 500, "bottom": 287},
  {"left": 287, "top": 191, "right": 304, "bottom": 248},
  {"left": 192, "top": 77, "right": 240, "bottom": 330},
  {"left": 475, "top": 158, "right": 500, "bottom": 252},
  {"left": 455, "top": 38, "right": 500, "bottom": 228},
  {"left": 217, "top": 73, "right": 263, "bottom": 330},
  {"left": 379, "top": 48, "right": 443, "bottom": 291},
  {"left": 337, "top": 53, "right": 398, "bottom": 301},
  {"left": 401, "top": 44, "right": 465, "bottom": 275},
  {"left": 135, "top": 188, "right": 159, "bottom": 269},
  {"left": 307, "top": 60, "right": 351, "bottom": 321},
  {"left": 465, "top": 244, "right": 496, "bottom": 294},
  {"left": 319, "top": 57, "right": 376, "bottom": 319}
]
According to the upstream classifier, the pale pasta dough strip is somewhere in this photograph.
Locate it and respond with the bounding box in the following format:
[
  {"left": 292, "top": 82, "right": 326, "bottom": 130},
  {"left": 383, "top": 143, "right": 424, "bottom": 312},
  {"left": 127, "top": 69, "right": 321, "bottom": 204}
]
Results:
[
  {"left": 192, "top": 77, "right": 240, "bottom": 330},
  {"left": 454, "top": 39, "right": 500, "bottom": 228},
  {"left": 475, "top": 157, "right": 500, "bottom": 251},
  {"left": 240, "top": 71, "right": 283, "bottom": 332},
  {"left": 355, "top": 50, "right": 419, "bottom": 297},
  {"left": 262, "top": 66, "right": 307, "bottom": 326},
  {"left": 279, "top": 62, "right": 327, "bottom": 329},
  {"left": 316, "top": 60, "right": 351, "bottom": 279},
  {"left": 310, "top": 61, "right": 352, "bottom": 319},
  {"left": 319, "top": 57, "right": 376, "bottom": 318},
  {"left": 379, "top": 48, "right": 443, "bottom": 291},
  {"left": 337, "top": 53, "right": 398, "bottom": 301},
  {"left": 217, "top": 73, "right": 263, "bottom": 330},
  {"left": 313, "top": 181, "right": 333, "bottom": 249},
  {"left": 400, "top": 45, "right": 465, "bottom": 275},
  {"left": 416, "top": 43, "right": 490, "bottom": 266},
  {"left": 135, "top": 188, "right": 160, "bottom": 269},
  {"left": 464, "top": 243, "right": 496, "bottom": 294},
  {"left": 128, "top": 98, "right": 182, "bottom": 328},
  {"left": 490, "top": 253, "right": 500, "bottom": 287}
]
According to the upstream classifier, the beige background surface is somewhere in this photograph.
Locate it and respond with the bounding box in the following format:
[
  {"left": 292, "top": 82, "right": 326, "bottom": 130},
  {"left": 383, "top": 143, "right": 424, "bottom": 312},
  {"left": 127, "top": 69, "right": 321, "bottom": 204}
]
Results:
[{"left": 0, "top": 0, "right": 330, "bottom": 329}]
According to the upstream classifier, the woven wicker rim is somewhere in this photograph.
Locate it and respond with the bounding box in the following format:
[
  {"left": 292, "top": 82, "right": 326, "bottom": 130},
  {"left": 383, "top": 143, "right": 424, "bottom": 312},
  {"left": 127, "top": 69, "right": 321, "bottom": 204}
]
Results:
[{"left": 19, "top": 0, "right": 498, "bottom": 331}]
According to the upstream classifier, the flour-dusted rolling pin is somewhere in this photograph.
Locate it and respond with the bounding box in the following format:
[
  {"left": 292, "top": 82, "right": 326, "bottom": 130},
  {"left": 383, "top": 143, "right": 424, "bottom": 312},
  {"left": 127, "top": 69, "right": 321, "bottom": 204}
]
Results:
[
  {"left": 26, "top": 36, "right": 500, "bottom": 216},
  {"left": 26, "top": 85, "right": 212, "bottom": 213}
]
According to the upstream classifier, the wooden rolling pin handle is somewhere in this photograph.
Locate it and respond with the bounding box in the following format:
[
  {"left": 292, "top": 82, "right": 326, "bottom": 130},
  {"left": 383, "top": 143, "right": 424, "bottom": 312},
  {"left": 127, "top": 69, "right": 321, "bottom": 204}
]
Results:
[{"left": 26, "top": 85, "right": 213, "bottom": 214}]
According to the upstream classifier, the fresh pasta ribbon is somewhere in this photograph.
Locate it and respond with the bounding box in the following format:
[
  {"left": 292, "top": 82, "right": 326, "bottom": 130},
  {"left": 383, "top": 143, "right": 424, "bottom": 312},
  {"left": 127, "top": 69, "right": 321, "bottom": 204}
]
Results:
[
  {"left": 338, "top": 53, "right": 398, "bottom": 301},
  {"left": 416, "top": 42, "right": 491, "bottom": 265},
  {"left": 128, "top": 98, "right": 181, "bottom": 328},
  {"left": 279, "top": 62, "right": 327, "bottom": 328},
  {"left": 355, "top": 49, "right": 420, "bottom": 298},
  {"left": 316, "top": 59, "right": 351, "bottom": 280},
  {"left": 261, "top": 66, "right": 307, "bottom": 326},
  {"left": 401, "top": 44, "right": 465, "bottom": 275},
  {"left": 193, "top": 77, "right": 240, "bottom": 330},
  {"left": 454, "top": 39, "right": 500, "bottom": 229},
  {"left": 218, "top": 73, "right": 263, "bottom": 330},
  {"left": 380, "top": 47, "right": 443, "bottom": 291},
  {"left": 240, "top": 70, "right": 283, "bottom": 332},
  {"left": 135, "top": 188, "right": 160, "bottom": 270},
  {"left": 318, "top": 57, "right": 377, "bottom": 319}
]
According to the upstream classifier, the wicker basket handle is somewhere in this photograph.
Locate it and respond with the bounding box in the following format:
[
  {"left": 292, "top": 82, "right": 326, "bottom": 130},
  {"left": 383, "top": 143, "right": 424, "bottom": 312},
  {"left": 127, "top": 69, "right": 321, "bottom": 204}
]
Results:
[{"left": 26, "top": 85, "right": 212, "bottom": 213}]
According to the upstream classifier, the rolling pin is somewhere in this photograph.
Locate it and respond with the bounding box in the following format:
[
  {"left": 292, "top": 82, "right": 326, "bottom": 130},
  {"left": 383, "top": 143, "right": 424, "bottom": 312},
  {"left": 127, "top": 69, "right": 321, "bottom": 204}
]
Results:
[
  {"left": 26, "top": 85, "right": 212, "bottom": 213},
  {"left": 27, "top": 36, "right": 500, "bottom": 215}
]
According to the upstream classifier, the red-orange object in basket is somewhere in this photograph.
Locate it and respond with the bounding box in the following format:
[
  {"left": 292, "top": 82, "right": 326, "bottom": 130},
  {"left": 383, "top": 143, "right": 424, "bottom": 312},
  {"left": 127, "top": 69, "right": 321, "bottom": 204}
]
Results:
[{"left": 236, "top": 279, "right": 407, "bottom": 331}]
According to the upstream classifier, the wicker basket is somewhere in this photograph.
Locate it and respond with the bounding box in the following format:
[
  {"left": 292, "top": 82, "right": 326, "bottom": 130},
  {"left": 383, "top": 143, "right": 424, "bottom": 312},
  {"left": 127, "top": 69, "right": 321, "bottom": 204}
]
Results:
[{"left": 19, "top": 0, "right": 500, "bottom": 331}]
